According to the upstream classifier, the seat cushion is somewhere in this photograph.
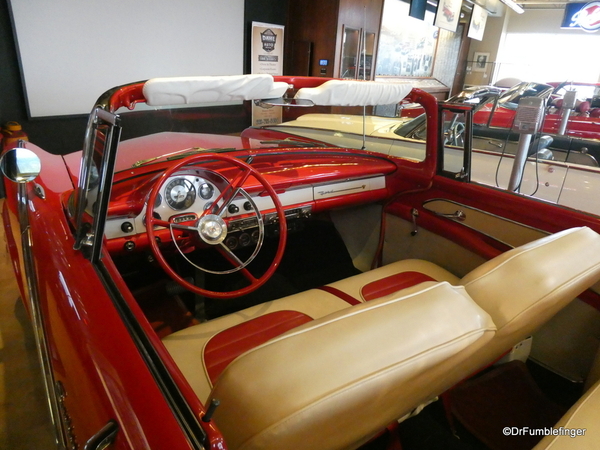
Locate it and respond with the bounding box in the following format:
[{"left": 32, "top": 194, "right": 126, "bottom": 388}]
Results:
[
  {"left": 163, "top": 258, "right": 455, "bottom": 402},
  {"left": 461, "top": 227, "right": 600, "bottom": 352},
  {"left": 163, "top": 287, "right": 357, "bottom": 402},
  {"left": 209, "top": 282, "right": 496, "bottom": 450},
  {"left": 326, "top": 259, "right": 460, "bottom": 302}
]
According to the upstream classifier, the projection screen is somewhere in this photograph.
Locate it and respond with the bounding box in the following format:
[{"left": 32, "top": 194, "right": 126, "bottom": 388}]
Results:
[{"left": 8, "top": 0, "right": 244, "bottom": 117}]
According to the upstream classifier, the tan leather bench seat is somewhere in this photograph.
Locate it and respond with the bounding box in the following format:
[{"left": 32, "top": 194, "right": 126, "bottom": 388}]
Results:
[
  {"left": 162, "top": 226, "right": 600, "bottom": 450},
  {"left": 208, "top": 282, "right": 495, "bottom": 450}
]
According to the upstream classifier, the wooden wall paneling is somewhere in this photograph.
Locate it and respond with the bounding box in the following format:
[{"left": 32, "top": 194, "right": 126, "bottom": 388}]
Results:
[
  {"left": 451, "top": 24, "right": 471, "bottom": 96},
  {"left": 284, "top": 0, "right": 383, "bottom": 79},
  {"left": 336, "top": 0, "right": 384, "bottom": 79},
  {"left": 285, "top": 0, "right": 340, "bottom": 77}
]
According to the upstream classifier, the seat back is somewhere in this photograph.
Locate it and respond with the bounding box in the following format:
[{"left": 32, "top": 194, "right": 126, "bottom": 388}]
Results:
[
  {"left": 460, "top": 226, "right": 600, "bottom": 355},
  {"left": 209, "top": 282, "right": 496, "bottom": 450},
  {"left": 533, "top": 378, "right": 600, "bottom": 449}
]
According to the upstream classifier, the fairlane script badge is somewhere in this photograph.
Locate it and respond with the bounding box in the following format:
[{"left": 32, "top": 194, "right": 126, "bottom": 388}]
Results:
[
  {"left": 563, "top": 2, "right": 600, "bottom": 31},
  {"left": 261, "top": 29, "right": 277, "bottom": 52}
]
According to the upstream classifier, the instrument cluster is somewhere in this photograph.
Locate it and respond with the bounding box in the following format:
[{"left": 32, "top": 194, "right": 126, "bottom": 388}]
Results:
[
  {"left": 104, "top": 173, "right": 222, "bottom": 242},
  {"left": 151, "top": 174, "right": 219, "bottom": 222},
  {"left": 160, "top": 175, "right": 216, "bottom": 212}
]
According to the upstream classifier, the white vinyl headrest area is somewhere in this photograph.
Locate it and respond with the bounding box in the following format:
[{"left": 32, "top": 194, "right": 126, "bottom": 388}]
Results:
[
  {"left": 294, "top": 79, "right": 412, "bottom": 106},
  {"left": 142, "top": 75, "right": 413, "bottom": 108},
  {"left": 143, "top": 74, "right": 289, "bottom": 106}
]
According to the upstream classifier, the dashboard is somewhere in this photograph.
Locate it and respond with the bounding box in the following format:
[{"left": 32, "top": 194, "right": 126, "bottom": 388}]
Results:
[{"left": 104, "top": 166, "right": 390, "bottom": 255}]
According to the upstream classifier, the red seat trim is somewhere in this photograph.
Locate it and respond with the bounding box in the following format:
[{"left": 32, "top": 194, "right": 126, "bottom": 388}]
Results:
[
  {"left": 204, "top": 310, "right": 313, "bottom": 383},
  {"left": 361, "top": 272, "right": 437, "bottom": 301},
  {"left": 317, "top": 285, "right": 362, "bottom": 305}
]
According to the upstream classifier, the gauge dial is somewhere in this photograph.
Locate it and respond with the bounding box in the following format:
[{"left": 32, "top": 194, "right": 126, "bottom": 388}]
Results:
[
  {"left": 165, "top": 178, "right": 196, "bottom": 210},
  {"left": 154, "top": 193, "right": 163, "bottom": 208},
  {"left": 199, "top": 182, "right": 214, "bottom": 200}
]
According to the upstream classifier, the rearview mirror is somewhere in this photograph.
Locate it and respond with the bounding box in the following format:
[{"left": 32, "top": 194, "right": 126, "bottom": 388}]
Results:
[{"left": 0, "top": 148, "right": 41, "bottom": 183}]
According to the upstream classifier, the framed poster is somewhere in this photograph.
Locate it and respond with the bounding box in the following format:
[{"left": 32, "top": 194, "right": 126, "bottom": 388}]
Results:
[
  {"left": 434, "top": 0, "right": 462, "bottom": 32},
  {"left": 251, "top": 22, "right": 285, "bottom": 126},
  {"left": 376, "top": 0, "right": 438, "bottom": 78},
  {"left": 467, "top": 4, "right": 488, "bottom": 41},
  {"left": 251, "top": 22, "right": 285, "bottom": 75},
  {"left": 472, "top": 52, "right": 490, "bottom": 72}
]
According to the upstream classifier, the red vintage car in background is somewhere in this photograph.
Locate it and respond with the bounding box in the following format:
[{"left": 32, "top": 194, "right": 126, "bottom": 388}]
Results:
[
  {"left": 470, "top": 81, "right": 600, "bottom": 140},
  {"left": 2, "top": 75, "right": 600, "bottom": 450},
  {"left": 401, "top": 81, "right": 600, "bottom": 140}
]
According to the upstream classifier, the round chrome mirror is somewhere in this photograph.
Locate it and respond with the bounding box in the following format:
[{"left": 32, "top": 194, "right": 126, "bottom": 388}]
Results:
[{"left": 0, "top": 148, "right": 41, "bottom": 183}]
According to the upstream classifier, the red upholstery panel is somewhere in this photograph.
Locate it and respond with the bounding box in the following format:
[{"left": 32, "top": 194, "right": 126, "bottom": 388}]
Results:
[
  {"left": 317, "top": 286, "right": 362, "bottom": 305},
  {"left": 204, "top": 311, "right": 313, "bottom": 383},
  {"left": 362, "top": 272, "right": 437, "bottom": 301}
]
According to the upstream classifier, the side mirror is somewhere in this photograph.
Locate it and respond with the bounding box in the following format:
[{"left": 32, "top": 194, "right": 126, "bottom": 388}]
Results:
[{"left": 0, "top": 148, "right": 41, "bottom": 183}]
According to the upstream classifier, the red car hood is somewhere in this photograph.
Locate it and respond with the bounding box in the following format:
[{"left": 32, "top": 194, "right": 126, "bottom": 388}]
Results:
[{"left": 62, "top": 132, "right": 268, "bottom": 178}]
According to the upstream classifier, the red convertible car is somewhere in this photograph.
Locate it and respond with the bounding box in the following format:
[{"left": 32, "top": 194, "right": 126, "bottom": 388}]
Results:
[
  {"left": 401, "top": 81, "right": 600, "bottom": 141},
  {"left": 471, "top": 81, "right": 600, "bottom": 140},
  {"left": 2, "top": 75, "right": 600, "bottom": 450}
]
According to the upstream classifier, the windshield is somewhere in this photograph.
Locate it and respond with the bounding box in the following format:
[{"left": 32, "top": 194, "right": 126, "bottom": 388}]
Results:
[
  {"left": 72, "top": 75, "right": 417, "bottom": 257},
  {"left": 497, "top": 82, "right": 553, "bottom": 110}
]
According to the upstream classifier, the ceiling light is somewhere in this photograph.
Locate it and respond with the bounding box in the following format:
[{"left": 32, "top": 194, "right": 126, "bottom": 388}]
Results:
[{"left": 500, "top": 0, "right": 525, "bottom": 14}]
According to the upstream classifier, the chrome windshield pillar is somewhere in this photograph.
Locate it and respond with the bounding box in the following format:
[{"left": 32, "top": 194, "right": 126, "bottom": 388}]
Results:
[{"left": 73, "top": 107, "right": 121, "bottom": 262}]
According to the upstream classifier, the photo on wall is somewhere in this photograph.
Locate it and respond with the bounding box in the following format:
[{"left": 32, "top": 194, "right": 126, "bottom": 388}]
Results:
[
  {"left": 434, "top": 0, "right": 461, "bottom": 32},
  {"left": 472, "top": 52, "right": 490, "bottom": 72}
]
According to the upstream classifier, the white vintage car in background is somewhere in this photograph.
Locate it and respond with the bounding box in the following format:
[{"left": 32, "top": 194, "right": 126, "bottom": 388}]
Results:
[{"left": 249, "top": 108, "right": 600, "bottom": 216}]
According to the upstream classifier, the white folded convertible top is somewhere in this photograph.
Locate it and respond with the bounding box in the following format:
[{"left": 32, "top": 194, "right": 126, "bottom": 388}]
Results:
[
  {"left": 143, "top": 74, "right": 289, "bottom": 106},
  {"left": 142, "top": 75, "right": 412, "bottom": 108},
  {"left": 294, "top": 79, "right": 412, "bottom": 106}
]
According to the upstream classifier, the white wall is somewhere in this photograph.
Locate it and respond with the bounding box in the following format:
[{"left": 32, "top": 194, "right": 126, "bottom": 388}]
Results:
[
  {"left": 495, "top": 9, "right": 600, "bottom": 84},
  {"left": 465, "top": 8, "right": 600, "bottom": 86},
  {"left": 9, "top": 0, "right": 244, "bottom": 117},
  {"left": 464, "top": 14, "right": 507, "bottom": 86}
]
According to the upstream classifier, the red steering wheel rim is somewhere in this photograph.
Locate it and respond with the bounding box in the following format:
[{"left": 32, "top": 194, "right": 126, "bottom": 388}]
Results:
[{"left": 145, "top": 153, "right": 287, "bottom": 299}]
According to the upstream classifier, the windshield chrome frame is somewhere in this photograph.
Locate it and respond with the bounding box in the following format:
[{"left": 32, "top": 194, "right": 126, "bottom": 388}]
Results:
[{"left": 73, "top": 106, "right": 122, "bottom": 262}]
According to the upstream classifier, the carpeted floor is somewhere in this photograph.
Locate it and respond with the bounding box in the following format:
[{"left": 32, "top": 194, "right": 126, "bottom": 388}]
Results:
[
  {"left": 449, "top": 360, "right": 566, "bottom": 450},
  {"left": 397, "top": 360, "right": 581, "bottom": 450}
]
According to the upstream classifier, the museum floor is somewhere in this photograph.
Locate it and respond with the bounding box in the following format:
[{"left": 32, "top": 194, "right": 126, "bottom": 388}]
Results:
[{"left": 0, "top": 199, "right": 55, "bottom": 449}]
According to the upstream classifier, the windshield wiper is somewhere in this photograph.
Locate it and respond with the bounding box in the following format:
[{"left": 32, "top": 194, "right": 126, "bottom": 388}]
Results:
[
  {"left": 132, "top": 147, "right": 236, "bottom": 167},
  {"left": 260, "top": 138, "right": 327, "bottom": 148}
]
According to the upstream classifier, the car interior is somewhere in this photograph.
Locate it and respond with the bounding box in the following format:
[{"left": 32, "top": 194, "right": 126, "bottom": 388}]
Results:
[{"left": 60, "top": 76, "right": 600, "bottom": 449}]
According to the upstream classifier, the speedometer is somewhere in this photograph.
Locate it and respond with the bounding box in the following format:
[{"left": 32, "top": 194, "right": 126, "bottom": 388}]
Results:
[{"left": 165, "top": 178, "right": 196, "bottom": 210}]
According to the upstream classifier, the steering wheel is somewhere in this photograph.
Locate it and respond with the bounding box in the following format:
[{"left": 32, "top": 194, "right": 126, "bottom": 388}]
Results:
[
  {"left": 145, "top": 153, "right": 287, "bottom": 299},
  {"left": 445, "top": 114, "right": 466, "bottom": 147}
]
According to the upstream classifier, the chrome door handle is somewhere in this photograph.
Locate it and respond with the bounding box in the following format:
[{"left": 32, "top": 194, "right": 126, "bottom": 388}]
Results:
[
  {"left": 436, "top": 210, "right": 466, "bottom": 221},
  {"left": 84, "top": 420, "right": 119, "bottom": 450}
]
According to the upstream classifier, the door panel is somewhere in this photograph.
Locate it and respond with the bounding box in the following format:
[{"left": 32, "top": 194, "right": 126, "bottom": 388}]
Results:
[{"left": 422, "top": 199, "right": 548, "bottom": 248}]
